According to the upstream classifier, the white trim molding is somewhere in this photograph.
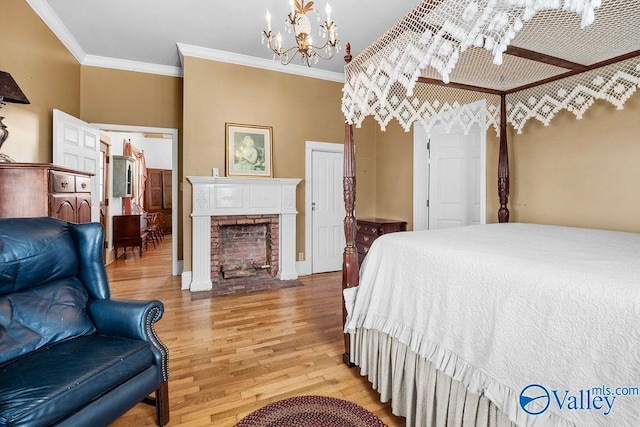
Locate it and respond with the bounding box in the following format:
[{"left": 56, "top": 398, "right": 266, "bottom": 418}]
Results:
[
  {"left": 295, "top": 260, "right": 308, "bottom": 277},
  {"left": 83, "top": 55, "right": 183, "bottom": 77},
  {"left": 181, "top": 271, "right": 192, "bottom": 291},
  {"left": 177, "top": 43, "right": 345, "bottom": 83},
  {"left": 187, "top": 176, "right": 302, "bottom": 292}
]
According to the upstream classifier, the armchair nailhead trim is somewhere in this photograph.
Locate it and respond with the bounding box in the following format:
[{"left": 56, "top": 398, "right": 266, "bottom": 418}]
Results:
[{"left": 146, "top": 307, "right": 169, "bottom": 381}]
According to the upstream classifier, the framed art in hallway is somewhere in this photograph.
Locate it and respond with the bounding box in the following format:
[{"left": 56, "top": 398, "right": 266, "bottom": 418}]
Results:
[{"left": 225, "top": 123, "right": 273, "bottom": 177}]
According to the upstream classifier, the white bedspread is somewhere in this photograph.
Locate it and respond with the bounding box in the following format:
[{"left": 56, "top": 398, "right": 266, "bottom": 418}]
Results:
[{"left": 344, "top": 223, "right": 640, "bottom": 426}]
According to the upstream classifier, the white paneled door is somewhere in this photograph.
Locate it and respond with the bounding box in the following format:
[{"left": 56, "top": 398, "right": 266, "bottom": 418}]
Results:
[
  {"left": 312, "top": 149, "right": 345, "bottom": 273},
  {"left": 53, "top": 109, "right": 100, "bottom": 222},
  {"left": 428, "top": 123, "right": 482, "bottom": 229}
]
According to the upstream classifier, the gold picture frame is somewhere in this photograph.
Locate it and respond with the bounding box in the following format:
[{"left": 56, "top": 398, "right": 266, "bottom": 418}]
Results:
[{"left": 225, "top": 123, "right": 273, "bottom": 177}]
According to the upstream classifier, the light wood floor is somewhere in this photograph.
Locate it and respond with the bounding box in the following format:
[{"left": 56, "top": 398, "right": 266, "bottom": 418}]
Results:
[{"left": 107, "top": 236, "right": 405, "bottom": 426}]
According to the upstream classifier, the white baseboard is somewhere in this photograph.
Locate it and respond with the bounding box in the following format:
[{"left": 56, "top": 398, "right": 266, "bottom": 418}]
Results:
[
  {"left": 174, "top": 260, "right": 184, "bottom": 277},
  {"left": 296, "top": 260, "right": 311, "bottom": 276},
  {"left": 181, "top": 271, "right": 192, "bottom": 290}
]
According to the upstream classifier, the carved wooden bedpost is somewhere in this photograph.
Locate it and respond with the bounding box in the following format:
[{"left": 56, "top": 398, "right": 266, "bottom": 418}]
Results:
[
  {"left": 498, "top": 93, "right": 510, "bottom": 223},
  {"left": 342, "top": 43, "right": 358, "bottom": 367}
]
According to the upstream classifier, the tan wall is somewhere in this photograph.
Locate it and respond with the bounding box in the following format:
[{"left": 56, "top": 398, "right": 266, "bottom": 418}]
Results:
[
  {"left": 510, "top": 94, "right": 640, "bottom": 233},
  {"left": 353, "top": 117, "right": 378, "bottom": 220},
  {"left": 0, "top": 0, "right": 80, "bottom": 162},
  {"left": 181, "top": 57, "right": 377, "bottom": 270},
  {"left": 79, "top": 67, "right": 183, "bottom": 129},
  {"left": 375, "top": 121, "right": 414, "bottom": 229}
]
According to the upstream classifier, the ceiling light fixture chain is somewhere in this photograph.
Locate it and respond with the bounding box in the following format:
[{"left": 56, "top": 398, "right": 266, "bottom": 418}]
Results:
[{"left": 262, "top": 0, "right": 339, "bottom": 67}]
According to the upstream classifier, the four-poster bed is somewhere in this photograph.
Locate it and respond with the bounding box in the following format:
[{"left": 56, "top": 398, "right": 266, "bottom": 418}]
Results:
[{"left": 340, "top": 1, "right": 640, "bottom": 425}]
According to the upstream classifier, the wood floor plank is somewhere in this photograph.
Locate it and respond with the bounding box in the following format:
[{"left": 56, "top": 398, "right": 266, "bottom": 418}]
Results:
[{"left": 107, "top": 236, "right": 405, "bottom": 426}]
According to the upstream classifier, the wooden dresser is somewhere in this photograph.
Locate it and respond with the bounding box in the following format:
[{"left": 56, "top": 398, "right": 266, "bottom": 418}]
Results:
[
  {"left": 113, "top": 214, "right": 148, "bottom": 259},
  {"left": 356, "top": 218, "right": 407, "bottom": 265},
  {"left": 0, "top": 163, "right": 92, "bottom": 223}
]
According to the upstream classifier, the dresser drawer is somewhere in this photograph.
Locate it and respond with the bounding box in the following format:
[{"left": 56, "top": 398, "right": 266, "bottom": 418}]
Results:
[
  {"left": 50, "top": 171, "right": 76, "bottom": 193},
  {"left": 356, "top": 242, "right": 371, "bottom": 257},
  {"left": 356, "top": 223, "right": 380, "bottom": 236},
  {"left": 75, "top": 175, "right": 91, "bottom": 193},
  {"left": 356, "top": 233, "right": 375, "bottom": 245}
]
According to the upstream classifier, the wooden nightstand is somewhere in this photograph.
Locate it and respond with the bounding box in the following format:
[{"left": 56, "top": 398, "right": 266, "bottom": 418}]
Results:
[{"left": 356, "top": 218, "right": 407, "bottom": 265}]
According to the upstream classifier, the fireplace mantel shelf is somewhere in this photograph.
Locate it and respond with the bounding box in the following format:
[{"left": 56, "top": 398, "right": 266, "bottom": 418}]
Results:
[{"left": 186, "top": 176, "right": 301, "bottom": 292}]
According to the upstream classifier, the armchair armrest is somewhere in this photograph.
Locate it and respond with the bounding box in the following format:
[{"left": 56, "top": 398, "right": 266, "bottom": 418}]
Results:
[{"left": 88, "top": 299, "right": 168, "bottom": 381}]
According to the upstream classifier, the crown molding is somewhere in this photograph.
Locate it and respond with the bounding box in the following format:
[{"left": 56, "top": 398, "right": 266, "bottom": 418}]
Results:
[
  {"left": 82, "top": 55, "right": 183, "bottom": 77},
  {"left": 26, "top": 0, "right": 86, "bottom": 63},
  {"left": 177, "top": 43, "right": 345, "bottom": 83}
]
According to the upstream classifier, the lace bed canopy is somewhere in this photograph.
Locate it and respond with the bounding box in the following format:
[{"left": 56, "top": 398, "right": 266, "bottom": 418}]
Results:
[{"left": 341, "top": 0, "right": 640, "bottom": 135}]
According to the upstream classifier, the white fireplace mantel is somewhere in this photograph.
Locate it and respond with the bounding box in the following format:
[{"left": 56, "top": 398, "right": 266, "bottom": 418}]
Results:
[{"left": 187, "top": 176, "right": 301, "bottom": 292}]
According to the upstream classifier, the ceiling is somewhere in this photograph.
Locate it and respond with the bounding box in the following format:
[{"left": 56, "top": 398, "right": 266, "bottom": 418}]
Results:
[{"left": 31, "top": 0, "right": 421, "bottom": 78}]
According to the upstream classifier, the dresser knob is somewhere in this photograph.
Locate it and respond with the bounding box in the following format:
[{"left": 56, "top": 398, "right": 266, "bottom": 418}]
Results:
[
  {"left": 81, "top": 182, "right": 87, "bottom": 189},
  {"left": 61, "top": 181, "right": 68, "bottom": 188}
]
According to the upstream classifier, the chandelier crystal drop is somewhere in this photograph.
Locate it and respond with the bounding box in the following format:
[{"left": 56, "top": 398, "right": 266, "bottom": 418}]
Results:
[{"left": 262, "top": 0, "right": 339, "bottom": 67}]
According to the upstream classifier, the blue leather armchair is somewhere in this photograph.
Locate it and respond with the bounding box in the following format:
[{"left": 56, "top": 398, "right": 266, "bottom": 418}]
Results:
[{"left": 0, "top": 217, "right": 169, "bottom": 426}]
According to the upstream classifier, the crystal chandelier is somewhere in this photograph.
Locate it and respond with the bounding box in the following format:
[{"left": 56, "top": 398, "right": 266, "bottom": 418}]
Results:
[{"left": 262, "top": 0, "right": 339, "bottom": 67}]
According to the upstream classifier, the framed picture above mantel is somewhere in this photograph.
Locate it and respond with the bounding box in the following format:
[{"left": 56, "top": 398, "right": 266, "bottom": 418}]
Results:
[{"left": 225, "top": 123, "right": 273, "bottom": 177}]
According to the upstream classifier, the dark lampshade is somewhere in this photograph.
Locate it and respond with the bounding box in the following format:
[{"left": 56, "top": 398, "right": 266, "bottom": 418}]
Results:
[{"left": 0, "top": 72, "right": 30, "bottom": 104}]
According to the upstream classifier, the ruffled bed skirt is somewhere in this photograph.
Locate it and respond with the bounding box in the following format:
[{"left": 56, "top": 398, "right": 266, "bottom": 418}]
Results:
[{"left": 351, "top": 328, "right": 516, "bottom": 427}]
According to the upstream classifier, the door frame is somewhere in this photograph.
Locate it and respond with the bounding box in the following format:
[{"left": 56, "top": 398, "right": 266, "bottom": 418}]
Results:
[
  {"left": 92, "top": 122, "right": 180, "bottom": 276},
  {"left": 303, "top": 141, "right": 344, "bottom": 276},
  {"left": 413, "top": 100, "right": 487, "bottom": 231}
]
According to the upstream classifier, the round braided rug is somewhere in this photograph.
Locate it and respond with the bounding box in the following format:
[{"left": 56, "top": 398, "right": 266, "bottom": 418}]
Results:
[{"left": 235, "top": 395, "right": 388, "bottom": 427}]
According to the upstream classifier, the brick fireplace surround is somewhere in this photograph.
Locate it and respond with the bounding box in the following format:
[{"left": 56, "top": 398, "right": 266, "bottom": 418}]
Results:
[{"left": 186, "top": 177, "right": 301, "bottom": 291}]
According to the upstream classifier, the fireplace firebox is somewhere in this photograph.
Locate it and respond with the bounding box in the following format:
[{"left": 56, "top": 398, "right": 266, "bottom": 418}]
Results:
[{"left": 212, "top": 215, "right": 278, "bottom": 281}]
